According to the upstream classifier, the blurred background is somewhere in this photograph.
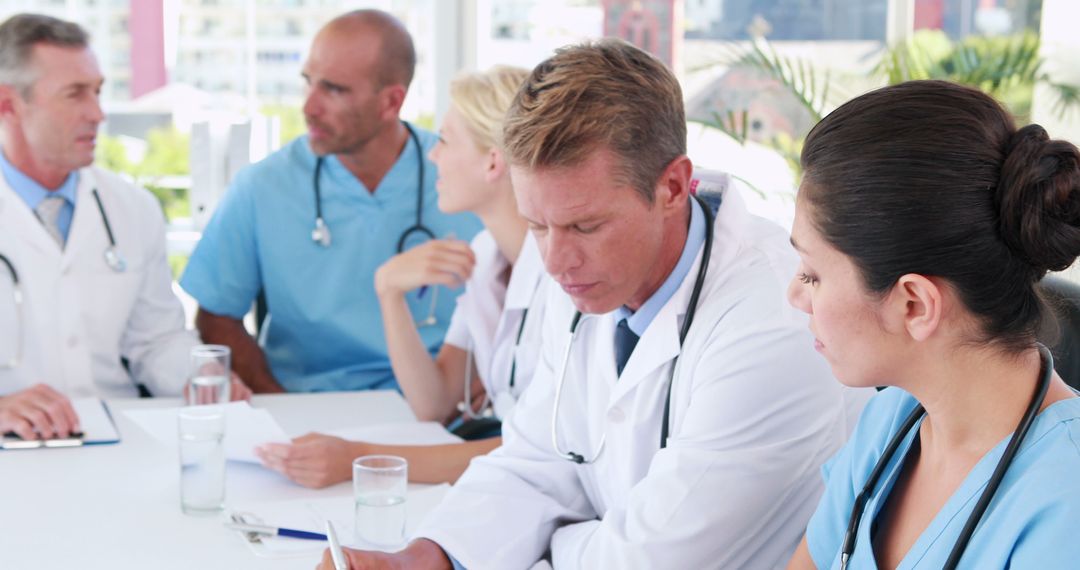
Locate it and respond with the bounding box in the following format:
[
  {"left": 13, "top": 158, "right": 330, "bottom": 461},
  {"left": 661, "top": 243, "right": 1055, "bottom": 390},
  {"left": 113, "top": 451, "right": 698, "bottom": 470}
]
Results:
[{"left": 6, "top": 0, "right": 1079, "bottom": 286}]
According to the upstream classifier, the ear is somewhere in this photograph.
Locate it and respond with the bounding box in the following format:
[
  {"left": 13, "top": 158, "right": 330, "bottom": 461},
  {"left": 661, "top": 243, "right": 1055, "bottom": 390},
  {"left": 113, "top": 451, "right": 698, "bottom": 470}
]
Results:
[
  {"left": 653, "top": 155, "right": 693, "bottom": 215},
  {"left": 887, "top": 274, "right": 944, "bottom": 342},
  {"left": 484, "top": 146, "right": 507, "bottom": 184},
  {"left": 379, "top": 84, "right": 407, "bottom": 121},
  {"left": 0, "top": 84, "right": 20, "bottom": 121}
]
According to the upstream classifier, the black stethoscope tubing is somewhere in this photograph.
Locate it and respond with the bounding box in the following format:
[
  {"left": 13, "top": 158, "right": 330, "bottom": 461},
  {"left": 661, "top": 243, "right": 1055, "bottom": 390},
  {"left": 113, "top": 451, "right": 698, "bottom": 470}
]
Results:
[
  {"left": 560, "top": 194, "right": 715, "bottom": 463},
  {"left": 839, "top": 343, "right": 1054, "bottom": 570},
  {"left": 312, "top": 121, "right": 434, "bottom": 252}
]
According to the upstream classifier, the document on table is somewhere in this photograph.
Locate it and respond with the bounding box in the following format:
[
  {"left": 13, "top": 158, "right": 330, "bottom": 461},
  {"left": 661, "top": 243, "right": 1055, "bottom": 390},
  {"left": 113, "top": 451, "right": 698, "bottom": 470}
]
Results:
[
  {"left": 1, "top": 398, "right": 119, "bottom": 449},
  {"left": 229, "top": 483, "right": 451, "bottom": 558},
  {"left": 325, "top": 422, "right": 463, "bottom": 446},
  {"left": 123, "top": 401, "right": 290, "bottom": 463}
]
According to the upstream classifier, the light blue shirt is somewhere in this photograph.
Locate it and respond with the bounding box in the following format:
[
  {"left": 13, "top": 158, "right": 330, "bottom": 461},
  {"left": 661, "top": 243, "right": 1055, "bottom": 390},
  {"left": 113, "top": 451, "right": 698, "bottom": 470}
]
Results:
[
  {"left": 614, "top": 196, "right": 707, "bottom": 335},
  {"left": 0, "top": 149, "right": 79, "bottom": 241},
  {"left": 807, "top": 387, "right": 1080, "bottom": 569},
  {"left": 180, "top": 128, "right": 481, "bottom": 393}
]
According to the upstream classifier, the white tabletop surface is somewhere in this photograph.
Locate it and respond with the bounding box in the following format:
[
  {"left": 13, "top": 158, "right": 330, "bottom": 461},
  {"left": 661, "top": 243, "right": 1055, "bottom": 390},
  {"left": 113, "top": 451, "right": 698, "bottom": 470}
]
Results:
[{"left": 0, "top": 390, "right": 439, "bottom": 569}]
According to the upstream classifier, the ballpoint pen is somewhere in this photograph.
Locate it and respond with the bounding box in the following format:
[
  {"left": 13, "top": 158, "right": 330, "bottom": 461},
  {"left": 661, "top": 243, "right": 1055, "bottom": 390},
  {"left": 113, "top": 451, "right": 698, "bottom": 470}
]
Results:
[
  {"left": 224, "top": 521, "right": 327, "bottom": 541},
  {"left": 326, "top": 520, "right": 348, "bottom": 570}
]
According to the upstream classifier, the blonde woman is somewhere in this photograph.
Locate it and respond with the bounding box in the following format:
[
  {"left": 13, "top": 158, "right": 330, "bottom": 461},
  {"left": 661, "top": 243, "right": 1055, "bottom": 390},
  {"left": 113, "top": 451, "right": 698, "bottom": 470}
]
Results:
[{"left": 256, "top": 66, "right": 546, "bottom": 486}]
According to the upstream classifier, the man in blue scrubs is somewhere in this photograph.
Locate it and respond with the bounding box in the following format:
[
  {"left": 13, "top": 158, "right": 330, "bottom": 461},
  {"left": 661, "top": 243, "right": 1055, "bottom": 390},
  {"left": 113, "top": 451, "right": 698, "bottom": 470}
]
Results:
[{"left": 180, "top": 10, "right": 480, "bottom": 393}]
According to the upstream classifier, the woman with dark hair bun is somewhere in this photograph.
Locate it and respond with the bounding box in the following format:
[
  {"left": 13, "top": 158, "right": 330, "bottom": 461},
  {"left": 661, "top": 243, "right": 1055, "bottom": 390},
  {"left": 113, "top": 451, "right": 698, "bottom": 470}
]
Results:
[{"left": 785, "top": 80, "right": 1080, "bottom": 569}]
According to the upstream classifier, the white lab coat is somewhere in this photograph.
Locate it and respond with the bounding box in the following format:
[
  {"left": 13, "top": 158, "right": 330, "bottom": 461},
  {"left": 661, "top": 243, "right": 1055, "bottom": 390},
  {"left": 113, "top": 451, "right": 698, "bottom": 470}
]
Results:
[
  {"left": 443, "top": 231, "right": 548, "bottom": 418},
  {"left": 416, "top": 186, "right": 869, "bottom": 569},
  {"left": 0, "top": 166, "right": 196, "bottom": 399}
]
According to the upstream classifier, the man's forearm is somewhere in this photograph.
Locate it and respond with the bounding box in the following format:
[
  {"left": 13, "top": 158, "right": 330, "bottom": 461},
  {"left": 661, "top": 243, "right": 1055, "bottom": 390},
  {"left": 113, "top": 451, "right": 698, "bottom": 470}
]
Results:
[{"left": 194, "top": 308, "right": 285, "bottom": 393}]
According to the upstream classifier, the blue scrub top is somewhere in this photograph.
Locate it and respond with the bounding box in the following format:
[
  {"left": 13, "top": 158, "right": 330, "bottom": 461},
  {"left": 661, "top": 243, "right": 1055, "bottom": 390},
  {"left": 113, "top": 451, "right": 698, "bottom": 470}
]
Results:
[
  {"left": 180, "top": 127, "right": 481, "bottom": 392},
  {"left": 807, "top": 387, "right": 1080, "bottom": 569}
]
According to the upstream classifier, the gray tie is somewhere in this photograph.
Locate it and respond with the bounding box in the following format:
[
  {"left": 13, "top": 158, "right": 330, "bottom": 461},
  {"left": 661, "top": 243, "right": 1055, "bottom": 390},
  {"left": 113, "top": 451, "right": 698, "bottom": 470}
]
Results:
[{"left": 35, "top": 195, "right": 67, "bottom": 247}]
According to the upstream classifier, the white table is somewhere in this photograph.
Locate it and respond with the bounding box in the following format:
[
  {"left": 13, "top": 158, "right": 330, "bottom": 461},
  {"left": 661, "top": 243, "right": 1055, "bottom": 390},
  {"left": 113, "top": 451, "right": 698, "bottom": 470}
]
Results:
[{"left": 0, "top": 391, "right": 440, "bottom": 569}]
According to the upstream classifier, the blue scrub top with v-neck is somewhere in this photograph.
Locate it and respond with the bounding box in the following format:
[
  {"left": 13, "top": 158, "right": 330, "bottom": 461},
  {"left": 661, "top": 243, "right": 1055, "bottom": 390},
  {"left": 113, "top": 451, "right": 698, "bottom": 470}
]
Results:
[
  {"left": 180, "top": 129, "right": 481, "bottom": 392},
  {"left": 807, "top": 386, "right": 1080, "bottom": 569}
]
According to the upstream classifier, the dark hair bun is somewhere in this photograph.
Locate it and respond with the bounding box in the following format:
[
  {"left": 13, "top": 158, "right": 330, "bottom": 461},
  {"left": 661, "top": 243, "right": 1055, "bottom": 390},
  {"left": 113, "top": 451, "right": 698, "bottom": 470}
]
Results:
[{"left": 997, "top": 123, "right": 1080, "bottom": 277}]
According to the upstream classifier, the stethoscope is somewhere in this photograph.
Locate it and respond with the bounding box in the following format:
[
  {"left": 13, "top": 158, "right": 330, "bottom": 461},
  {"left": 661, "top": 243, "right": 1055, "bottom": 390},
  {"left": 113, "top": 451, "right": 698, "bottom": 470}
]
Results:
[
  {"left": 0, "top": 253, "right": 22, "bottom": 369},
  {"left": 551, "top": 195, "right": 715, "bottom": 464},
  {"left": 310, "top": 121, "right": 433, "bottom": 251},
  {"left": 457, "top": 305, "right": 532, "bottom": 420},
  {"left": 29, "top": 188, "right": 127, "bottom": 273},
  {"left": 839, "top": 343, "right": 1054, "bottom": 570},
  {"left": 1, "top": 188, "right": 126, "bottom": 368}
]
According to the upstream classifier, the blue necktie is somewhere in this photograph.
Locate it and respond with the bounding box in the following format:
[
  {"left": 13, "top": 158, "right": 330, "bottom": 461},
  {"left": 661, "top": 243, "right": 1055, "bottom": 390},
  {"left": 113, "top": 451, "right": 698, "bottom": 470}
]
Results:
[{"left": 614, "top": 318, "right": 640, "bottom": 377}]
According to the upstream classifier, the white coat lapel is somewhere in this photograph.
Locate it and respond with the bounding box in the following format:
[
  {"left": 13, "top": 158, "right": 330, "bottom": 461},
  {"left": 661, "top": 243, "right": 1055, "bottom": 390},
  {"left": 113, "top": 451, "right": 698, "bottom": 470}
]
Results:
[
  {"left": 59, "top": 170, "right": 97, "bottom": 274},
  {"left": 0, "top": 179, "right": 63, "bottom": 258},
  {"left": 610, "top": 267, "right": 693, "bottom": 401}
]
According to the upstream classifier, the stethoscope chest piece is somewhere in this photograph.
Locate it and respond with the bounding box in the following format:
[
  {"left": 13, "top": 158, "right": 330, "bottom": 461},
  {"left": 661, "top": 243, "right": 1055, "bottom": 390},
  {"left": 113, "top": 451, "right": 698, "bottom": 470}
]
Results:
[{"left": 104, "top": 245, "right": 126, "bottom": 273}]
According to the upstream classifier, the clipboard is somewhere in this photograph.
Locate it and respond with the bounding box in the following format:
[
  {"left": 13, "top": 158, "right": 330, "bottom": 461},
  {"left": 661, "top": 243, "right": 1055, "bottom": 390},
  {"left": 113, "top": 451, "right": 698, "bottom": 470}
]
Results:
[{"left": 1, "top": 397, "right": 121, "bottom": 450}]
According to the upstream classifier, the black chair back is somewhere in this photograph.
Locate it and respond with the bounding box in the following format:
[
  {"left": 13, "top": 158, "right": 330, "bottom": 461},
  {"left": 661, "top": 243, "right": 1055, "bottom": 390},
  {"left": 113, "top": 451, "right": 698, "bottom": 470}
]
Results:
[{"left": 1039, "top": 275, "right": 1080, "bottom": 390}]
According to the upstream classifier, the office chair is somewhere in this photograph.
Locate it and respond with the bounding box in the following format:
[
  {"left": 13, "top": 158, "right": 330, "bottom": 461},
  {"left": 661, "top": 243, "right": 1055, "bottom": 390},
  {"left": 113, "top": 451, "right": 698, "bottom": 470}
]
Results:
[{"left": 1039, "top": 275, "right": 1080, "bottom": 390}]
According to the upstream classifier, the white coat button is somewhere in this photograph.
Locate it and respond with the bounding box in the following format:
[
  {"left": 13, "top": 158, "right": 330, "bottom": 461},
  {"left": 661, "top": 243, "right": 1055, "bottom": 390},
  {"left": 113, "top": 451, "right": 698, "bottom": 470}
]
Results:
[
  {"left": 607, "top": 407, "right": 625, "bottom": 424},
  {"left": 67, "top": 336, "right": 79, "bottom": 348}
]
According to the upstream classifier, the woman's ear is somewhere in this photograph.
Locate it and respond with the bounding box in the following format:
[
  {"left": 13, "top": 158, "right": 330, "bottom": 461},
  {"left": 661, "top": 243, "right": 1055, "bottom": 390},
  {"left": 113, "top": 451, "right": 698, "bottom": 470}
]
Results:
[
  {"left": 887, "top": 274, "right": 944, "bottom": 342},
  {"left": 485, "top": 147, "right": 507, "bottom": 184}
]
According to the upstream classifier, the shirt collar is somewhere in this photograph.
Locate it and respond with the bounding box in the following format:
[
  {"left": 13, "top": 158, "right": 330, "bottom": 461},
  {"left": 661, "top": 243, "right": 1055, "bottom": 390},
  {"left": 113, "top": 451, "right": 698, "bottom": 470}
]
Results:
[
  {"left": 615, "top": 197, "right": 707, "bottom": 336},
  {"left": 0, "top": 148, "right": 79, "bottom": 209}
]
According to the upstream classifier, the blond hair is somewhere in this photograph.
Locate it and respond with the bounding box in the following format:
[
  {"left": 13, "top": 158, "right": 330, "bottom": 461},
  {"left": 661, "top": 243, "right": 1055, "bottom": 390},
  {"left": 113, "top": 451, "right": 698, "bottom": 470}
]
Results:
[
  {"left": 503, "top": 39, "right": 686, "bottom": 203},
  {"left": 449, "top": 65, "right": 529, "bottom": 151}
]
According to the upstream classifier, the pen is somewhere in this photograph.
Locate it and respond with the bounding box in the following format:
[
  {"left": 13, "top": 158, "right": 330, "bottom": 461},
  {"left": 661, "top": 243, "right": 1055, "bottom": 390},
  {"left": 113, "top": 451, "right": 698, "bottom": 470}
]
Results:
[
  {"left": 224, "top": 522, "right": 327, "bottom": 541},
  {"left": 326, "top": 520, "right": 348, "bottom": 570}
]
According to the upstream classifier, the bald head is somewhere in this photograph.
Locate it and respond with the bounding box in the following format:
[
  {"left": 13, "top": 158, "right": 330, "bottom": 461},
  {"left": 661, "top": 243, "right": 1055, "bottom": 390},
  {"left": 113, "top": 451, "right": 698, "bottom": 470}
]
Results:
[{"left": 323, "top": 9, "right": 415, "bottom": 90}]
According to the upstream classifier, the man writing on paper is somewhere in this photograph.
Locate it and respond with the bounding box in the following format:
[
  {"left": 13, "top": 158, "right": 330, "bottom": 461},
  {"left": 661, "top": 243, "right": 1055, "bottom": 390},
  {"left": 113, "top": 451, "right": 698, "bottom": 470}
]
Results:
[
  {"left": 319, "top": 40, "right": 868, "bottom": 569},
  {"left": 180, "top": 10, "right": 480, "bottom": 394},
  {"left": 0, "top": 14, "right": 250, "bottom": 441}
]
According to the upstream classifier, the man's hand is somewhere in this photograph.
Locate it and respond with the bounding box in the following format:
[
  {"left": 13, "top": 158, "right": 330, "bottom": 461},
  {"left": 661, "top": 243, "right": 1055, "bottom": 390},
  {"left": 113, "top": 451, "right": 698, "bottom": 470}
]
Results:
[
  {"left": 0, "top": 384, "right": 79, "bottom": 439},
  {"left": 256, "top": 433, "right": 361, "bottom": 488},
  {"left": 315, "top": 539, "right": 453, "bottom": 570}
]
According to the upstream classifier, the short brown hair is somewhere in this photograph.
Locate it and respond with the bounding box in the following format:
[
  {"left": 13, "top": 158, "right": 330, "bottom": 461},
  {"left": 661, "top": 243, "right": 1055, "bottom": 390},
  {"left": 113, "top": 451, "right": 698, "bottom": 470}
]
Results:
[{"left": 503, "top": 39, "right": 686, "bottom": 203}]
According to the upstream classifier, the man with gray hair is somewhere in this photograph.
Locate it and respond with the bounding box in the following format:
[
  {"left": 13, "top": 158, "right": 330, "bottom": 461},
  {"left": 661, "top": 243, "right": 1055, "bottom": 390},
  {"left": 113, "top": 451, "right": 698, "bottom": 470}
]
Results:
[{"left": 0, "top": 13, "right": 250, "bottom": 441}]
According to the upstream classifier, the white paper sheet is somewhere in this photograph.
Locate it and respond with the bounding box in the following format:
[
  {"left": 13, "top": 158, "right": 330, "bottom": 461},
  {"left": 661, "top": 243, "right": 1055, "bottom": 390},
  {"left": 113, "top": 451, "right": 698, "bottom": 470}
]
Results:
[
  {"left": 325, "top": 422, "right": 463, "bottom": 446},
  {"left": 73, "top": 398, "right": 120, "bottom": 443},
  {"left": 228, "top": 483, "right": 451, "bottom": 557},
  {"left": 123, "top": 401, "right": 290, "bottom": 463}
]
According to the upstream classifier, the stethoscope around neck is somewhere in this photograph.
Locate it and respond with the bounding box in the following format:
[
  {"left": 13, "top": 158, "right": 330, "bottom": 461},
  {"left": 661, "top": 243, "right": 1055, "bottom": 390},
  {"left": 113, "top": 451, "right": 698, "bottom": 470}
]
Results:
[
  {"left": 550, "top": 195, "right": 715, "bottom": 464},
  {"left": 1, "top": 187, "right": 126, "bottom": 368},
  {"left": 839, "top": 343, "right": 1054, "bottom": 570},
  {"left": 309, "top": 121, "right": 434, "bottom": 251}
]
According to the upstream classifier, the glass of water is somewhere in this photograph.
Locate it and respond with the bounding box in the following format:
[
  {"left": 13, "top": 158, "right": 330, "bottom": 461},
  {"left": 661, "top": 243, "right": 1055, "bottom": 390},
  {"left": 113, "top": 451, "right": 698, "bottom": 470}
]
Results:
[
  {"left": 178, "top": 406, "right": 225, "bottom": 515},
  {"left": 353, "top": 455, "right": 408, "bottom": 548},
  {"left": 186, "top": 345, "right": 231, "bottom": 406}
]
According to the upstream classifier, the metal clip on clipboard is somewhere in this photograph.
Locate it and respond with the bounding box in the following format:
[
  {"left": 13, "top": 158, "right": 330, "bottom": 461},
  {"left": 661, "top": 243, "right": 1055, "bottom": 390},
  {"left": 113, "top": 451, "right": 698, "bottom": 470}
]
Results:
[{"left": 1, "top": 431, "right": 86, "bottom": 450}]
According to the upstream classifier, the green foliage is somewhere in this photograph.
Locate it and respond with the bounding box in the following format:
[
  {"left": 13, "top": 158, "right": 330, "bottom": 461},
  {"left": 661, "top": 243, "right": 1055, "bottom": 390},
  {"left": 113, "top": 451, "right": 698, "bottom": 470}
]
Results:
[
  {"left": 729, "top": 38, "right": 830, "bottom": 123},
  {"left": 261, "top": 103, "right": 306, "bottom": 144},
  {"left": 95, "top": 126, "right": 192, "bottom": 221},
  {"left": 874, "top": 29, "right": 1079, "bottom": 122},
  {"left": 137, "top": 127, "right": 190, "bottom": 176},
  {"left": 95, "top": 134, "right": 134, "bottom": 173},
  {"left": 167, "top": 253, "right": 189, "bottom": 281},
  {"left": 694, "top": 30, "right": 1080, "bottom": 181}
]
